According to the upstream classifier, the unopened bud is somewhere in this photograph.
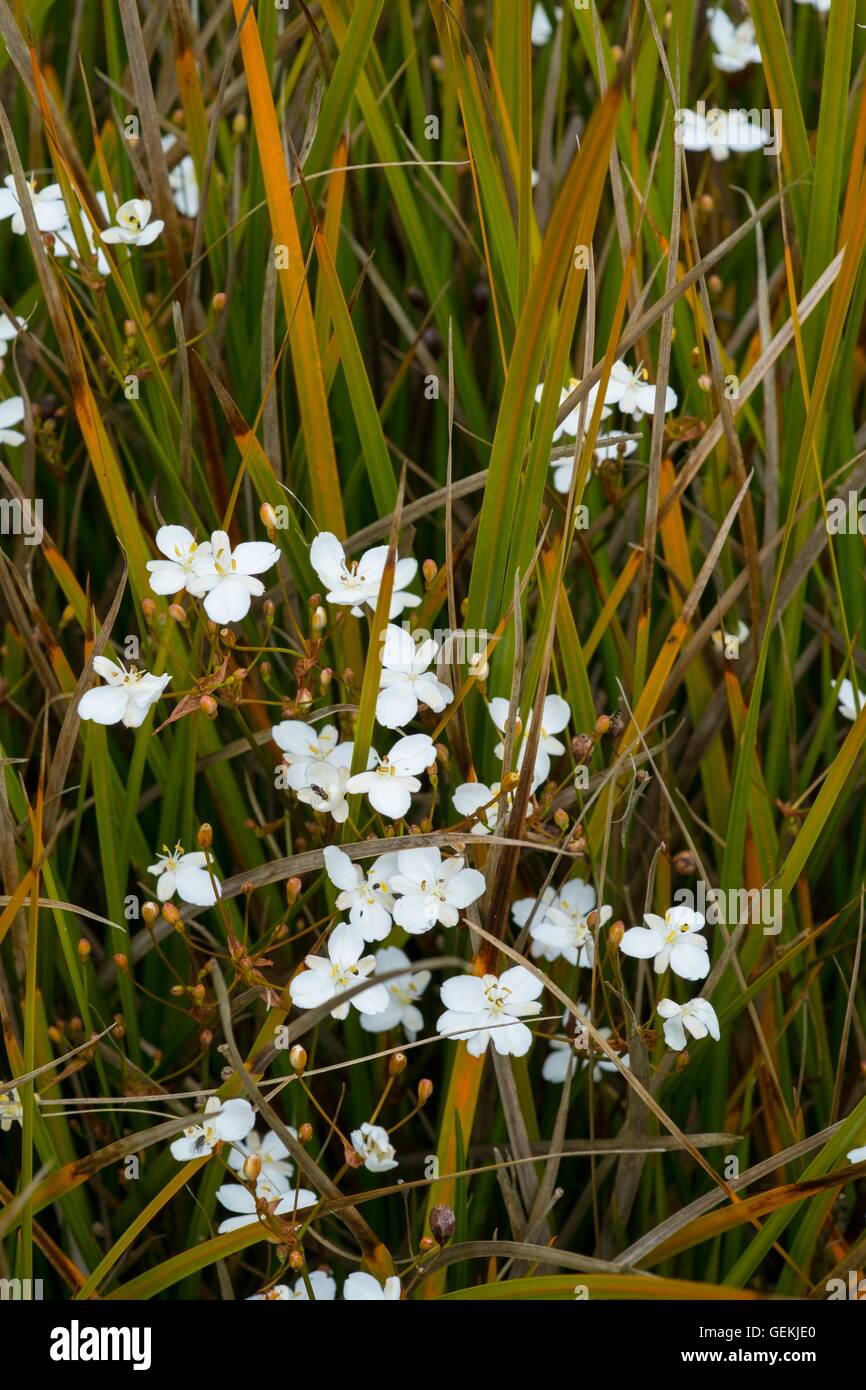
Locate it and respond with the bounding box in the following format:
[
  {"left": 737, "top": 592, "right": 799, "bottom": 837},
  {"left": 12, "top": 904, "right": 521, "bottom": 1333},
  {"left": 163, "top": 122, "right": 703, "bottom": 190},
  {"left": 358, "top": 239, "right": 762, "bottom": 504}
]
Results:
[
  {"left": 199, "top": 694, "right": 218, "bottom": 719},
  {"left": 243, "top": 1152, "right": 262, "bottom": 1183},
  {"left": 698, "top": 373, "right": 713, "bottom": 392},
  {"left": 220, "top": 627, "right": 236, "bottom": 648},
  {"left": 78, "top": 937, "right": 92, "bottom": 960},
  {"left": 162, "top": 902, "right": 183, "bottom": 930},
  {"left": 286, "top": 876, "right": 302, "bottom": 905},
  {"left": 168, "top": 602, "right": 188, "bottom": 625},
  {"left": 288, "top": 1250, "right": 305, "bottom": 1272},
  {"left": 419, "top": 1235, "right": 436, "bottom": 1253},
  {"left": 197, "top": 823, "right": 213, "bottom": 850},
  {"left": 141, "top": 598, "right": 156, "bottom": 621},
  {"left": 200, "top": 1029, "right": 213, "bottom": 1047},
  {"left": 298, "top": 1122, "right": 313, "bottom": 1144},
  {"left": 113, "top": 952, "right": 127, "bottom": 971},
  {"left": 389, "top": 1052, "right": 407, "bottom": 1076},
  {"left": 609, "top": 920, "right": 625, "bottom": 948},
  {"left": 417, "top": 1078, "right": 433, "bottom": 1105},
  {"left": 260, "top": 502, "right": 277, "bottom": 530},
  {"left": 319, "top": 667, "right": 332, "bottom": 691},
  {"left": 290, "top": 1044, "right": 307, "bottom": 1073},
  {"left": 594, "top": 714, "right": 611, "bottom": 737},
  {"left": 342, "top": 667, "right": 355, "bottom": 688},
  {"left": 312, "top": 605, "right": 327, "bottom": 632},
  {"left": 429, "top": 1204, "right": 456, "bottom": 1247},
  {"left": 422, "top": 558, "right": 438, "bottom": 588},
  {"left": 212, "top": 291, "right": 227, "bottom": 313},
  {"left": 263, "top": 599, "right": 275, "bottom": 622},
  {"left": 553, "top": 808, "right": 569, "bottom": 831},
  {"left": 142, "top": 900, "right": 160, "bottom": 925}
]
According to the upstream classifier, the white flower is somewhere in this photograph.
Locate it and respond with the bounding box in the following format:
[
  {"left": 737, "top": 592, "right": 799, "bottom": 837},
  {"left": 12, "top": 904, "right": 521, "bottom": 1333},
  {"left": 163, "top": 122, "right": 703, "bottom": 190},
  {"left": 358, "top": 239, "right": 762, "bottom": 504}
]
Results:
[
  {"left": 289, "top": 922, "right": 390, "bottom": 1021},
  {"left": 677, "top": 106, "right": 769, "bottom": 161},
  {"left": 146, "top": 525, "right": 213, "bottom": 597},
  {"left": 228, "top": 1127, "right": 296, "bottom": 1187},
  {"left": 536, "top": 377, "right": 609, "bottom": 444},
  {"left": 376, "top": 625, "right": 452, "bottom": 729},
  {"left": 186, "top": 529, "right": 280, "bottom": 624},
  {"left": 351, "top": 1121, "right": 398, "bottom": 1172},
  {"left": 657, "top": 997, "right": 720, "bottom": 1052},
  {"left": 552, "top": 434, "right": 637, "bottom": 493},
  {"left": 216, "top": 1174, "right": 317, "bottom": 1234},
  {"left": 530, "top": 3, "right": 563, "bottom": 46},
  {"left": 436, "top": 966, "right": 543, "bottom": 1057},
  {"left": 148, "top": 843, "right": 221, "bottom": 906},
  {"left": 322, "top": 845, "right": 398, "bottom": 942},
  {"left": 619, "top": 905, "right": 710, "bottom": 980},
  {"left": 272, "top": 720, "right": 340, "bottom": 765},
  {"left": 343, "top": 1272, "right": 402, "bottom": 1300},
  {"left": 488, "top": 693, "right": 571, "bottom": 789},
  {"left": 0, "top": 1087, "right": 22, "bottom": 1131},
  {"left": 162, "top": 135, "right": 200, "bottom": 218},
  {"left": 453, "top": 779, "right": 529, "bottom": 834},
  {"left": 290, "top": 757, "right": 353, "bottom": 824},
  {"left": 542, "top": 1007, "right": 629, "bottom": 1084},
  {"left": 0, "top": 175, "right": 67, "bottom": 235},
  {"left": 170, "top": 1097, "right": 254, "bottom": 1161},
  {"left": 603, "top": 359, "right": 678, "bottom": 421},
  {"left": 310, "top": 532, "right": 420, "bottom": 618},
  {"left": 528, "top": 876, "right": 611, "bottom": 966},
  {"left": 101, "top": 198, "right": 164, "bottom": 247},
  {"left": 77, "top": 656, "right": 170, "bottom": 728},
  {"left": 0, "top": 396, "right": 25, "bottom": 446},
  {"left": 711, "top": 619, "right": 749, "bottom": 655},
  {"left": 346, "top": 733, "right": 436, "bottom": 820},
  {"left": 0, "top": 312, "right": 25, "bottom": 357},
  {"left": 390, "top": 846, "right": 485, "bottom": 934},
  {"left": 248, "top": 1271, "right": 336, "bottom": 1301},
  {"left": 707, "top": 8, "right": 761, "bottom": 71},
  {"left": 358, "top": 946, "right": 431, "bottom": 1040},
  {"left": 847, "top": 1145, "right": 866, "bottom": 1164},
  {"left": 836, "top": 678, "right": 865, "bottom": 723}
]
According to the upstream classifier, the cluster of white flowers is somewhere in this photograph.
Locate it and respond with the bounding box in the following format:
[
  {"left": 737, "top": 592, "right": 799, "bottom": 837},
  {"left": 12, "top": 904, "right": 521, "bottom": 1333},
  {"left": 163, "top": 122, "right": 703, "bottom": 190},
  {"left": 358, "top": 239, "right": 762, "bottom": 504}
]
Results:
[
  {"left": 538, "top": 359, "right": 676, "bottom": 493},
  {"left": 324, "top": 844, "right": 484, "bottom": 940},
  {"left": 0, "top": 174, "right": 168, "bottom": 272},
  {"left": 512, "top": 874, "right": 611, "bottom": 967}
]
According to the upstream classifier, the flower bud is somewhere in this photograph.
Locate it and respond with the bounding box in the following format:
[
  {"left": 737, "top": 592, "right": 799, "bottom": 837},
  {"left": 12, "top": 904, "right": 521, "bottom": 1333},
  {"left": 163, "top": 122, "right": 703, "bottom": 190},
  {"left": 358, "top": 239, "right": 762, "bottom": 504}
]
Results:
[
  {"left": 594, "top": 714, "right": 611, "bottom": 737},
  {"left": 113, "top": 952, "right": 127, "bottom": 971},
  {"left": 199, "top": 694, "right": 218, "bottom": 719},
  {"left": 78, "top": 937, "right": 92, "bottom": 960},
  {"left": 389, "top": 1052, "right": 407, "bottom": 1077},
  {"left": 417, "top": 1078, "right": 434, "bottom": 1105},
  {"left": 554, "top": 808, "right": 569, "bottom": 831},
  {"left": 197, "top": 823, "right": 213, "bottom": 850},
  {"left": 142, "top": 900, "right": 159, "bottom": 925},
  {"left": 698, "top": 373, "right": 713, "bottom": 392},
  {"left": 342, "top": 667, "right": 355, "bottom": 688},
  {"left": 260, "top": 502, "right": 277, "bottom": 530},
  {"left": 419, "top": 1235, "right": 436, "bottom": 1253},
  {"left": 212, "top": 291, "right": 227, "bottom": 313},
  {"left": 289, "top": 1044, "right": 307, "bottom": 1074},
  {"left": 288, "top": 1250, "right": 305, "bottom": 1272},
  {"left": 220, "top": 627, "right": 236, "bottom": 648},
  {"left": 609, "top": 920, "right": 625, "bottom": 948},
  {"left": 319, "top": 667, "right": 332, "bottom": 691},
  {"left": 286, "top": 877, "right": 302, "bottom": 905},
  {"left": 141, "top": 598, "right": 157, "bottom": 621},
  {"left": 298, "top": 1122, "right": 313, "bottom": 1144},
  {"left": 168, "top": 602, "right": 188, "bottom": 626},
  {"left": 263, "top": 599, "right": 275, "bottom": 623},
  {"left": 162, "top": 902, "right": 183, "bottom": 931},
  {"left": 422, "top": 558, "right": 438, "bottom": 588},
  {"left": 243, "top": 1152, "right": 262, "bottom": 1183},
  {"left": 429, "top": 1204, "right": 456, "bottom": 1248},
  {"left": 232, "top": 112, "right": 247, "bottom": 136},
  {"left": 572, "top": 732, "right": 593, "bottom": 762},
  {"left": 312, "top": 605, "right": 327, "bottom": 632}
]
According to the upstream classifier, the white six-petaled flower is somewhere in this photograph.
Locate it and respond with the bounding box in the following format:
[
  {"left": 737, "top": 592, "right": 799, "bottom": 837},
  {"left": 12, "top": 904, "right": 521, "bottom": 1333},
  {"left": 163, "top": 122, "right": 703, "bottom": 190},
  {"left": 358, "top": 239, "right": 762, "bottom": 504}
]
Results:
[
  {"left": 358, "top": 946, "right": 431, "bottom": 1041},
  {"left": 186, "top": 529, "right": 281, "bottom": 624},
  {"left": 351, "top": 1121, "right": 398, "bottom": 1173},
  {"left": 390, "top": 846, "right": 485, "bottom": 934},
  {"left": 216, "top": 1174, "right": 317, "bottom": 1234},
  {"left": 524, "top": 875, "right": 611, "bottom": 967},
  {"left": 603, "top": 359, "right": 678, "bottom": 421},
  {"left": 0, "top": 175, "right": 67, "bottom": 235},
  {"left": 289, "top": 923, "right": 390, "bottom": 1021},
  {"left": 146, "top": 524, "right": 213, "bottom": 597},
  {"left": 272, "top": 719, "right": 340, "bottom": 765},
  {"left": 619, "top": 905, "right": 710, "bottom": 980},
  {"left": 77, "top": 656, "right": 170, "bottom": 729},
  {"left": 170, "top": 1096, "right": 254, "bottom": 1161},
  {"left": 247, "top": 1271, "right": 336, "bottom": 1301},
  {"left": 149, "top": 843, "right": 221, "bottom": 906},
  {"left": 436, "top": 966, "right": 543, "bottom": 1057},
  {"left": 100, "top": 198, "right": 164, "bottom": 247},
  {"left": 706, "top": 8, "right": 761, "bottom": 72},
  {"left": 343, "top": 1272, "right": 402, "bottom": 1300},
  {"left": 346, "top": 733, "right": 436, "bottom": 820},
  {"left": 376, "top": 624, "right": 452, "bottom": 729},
  {"left": 310, "top": 532, "right": 420, "bottom": 618},
  {"left": 323, "top": 844, "right": 398, "bottom": 942},
  {"left": 657, "top": 996, "right": 720, "bottom": 1052},
  {"left": 488, "top": 693, "right": 571, "bottom": 789}
]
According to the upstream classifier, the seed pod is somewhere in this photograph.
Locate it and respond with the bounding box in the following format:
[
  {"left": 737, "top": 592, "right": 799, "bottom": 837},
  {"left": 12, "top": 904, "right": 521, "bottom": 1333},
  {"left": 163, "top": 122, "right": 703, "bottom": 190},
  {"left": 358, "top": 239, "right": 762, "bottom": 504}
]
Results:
[
  {"left": 429, "top": 1204, "right": 456, "bottom": 1248},
  {"left": 389, "top": 1052, "right": 407, "bottom": 1077},
  {"left": 199, "top": 694, "right": 218, "bottom": 719}
]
